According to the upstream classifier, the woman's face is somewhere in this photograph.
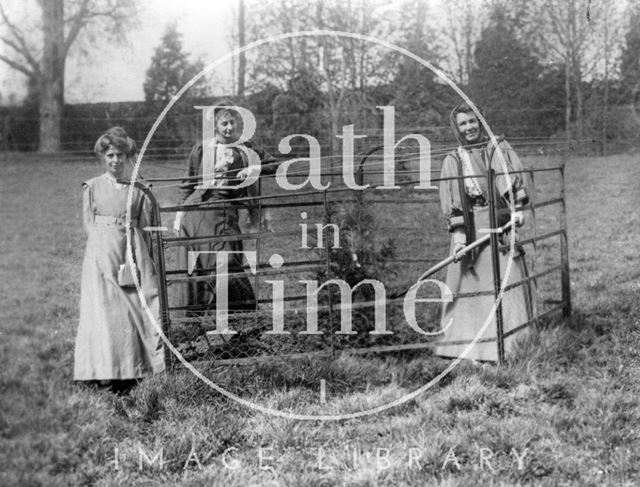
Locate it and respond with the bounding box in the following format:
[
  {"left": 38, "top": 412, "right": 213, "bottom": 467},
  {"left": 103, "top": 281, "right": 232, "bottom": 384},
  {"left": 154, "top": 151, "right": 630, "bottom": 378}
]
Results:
[
  {"left": 215, "top": 113, "right": 237, "bottom": 143},
  {"left": 102, "top": 145, "right": 128, "bottom": 179},
  {"left": 455, "top": 111, "right": 481, "bottom": 143}
]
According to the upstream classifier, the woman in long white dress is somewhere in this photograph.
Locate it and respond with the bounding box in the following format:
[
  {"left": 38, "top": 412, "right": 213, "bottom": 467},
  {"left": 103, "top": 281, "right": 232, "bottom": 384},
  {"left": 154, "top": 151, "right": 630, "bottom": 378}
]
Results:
[{"left": 74, "top": 127, "right": 164, "bottom": 392}]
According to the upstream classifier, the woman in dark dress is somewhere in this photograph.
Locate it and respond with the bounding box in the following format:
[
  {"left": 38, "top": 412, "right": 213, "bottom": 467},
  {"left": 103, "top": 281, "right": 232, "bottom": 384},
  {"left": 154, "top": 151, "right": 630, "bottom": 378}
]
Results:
[{"left": 175, "top": 106, "right": 272, "bottom": 317}]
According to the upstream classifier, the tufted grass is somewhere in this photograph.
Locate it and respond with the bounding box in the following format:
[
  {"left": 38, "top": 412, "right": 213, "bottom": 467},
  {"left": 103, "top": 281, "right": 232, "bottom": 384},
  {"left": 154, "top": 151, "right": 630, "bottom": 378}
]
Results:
[{"left": 1, "top": 151, "right": 639, "bottom": 486}]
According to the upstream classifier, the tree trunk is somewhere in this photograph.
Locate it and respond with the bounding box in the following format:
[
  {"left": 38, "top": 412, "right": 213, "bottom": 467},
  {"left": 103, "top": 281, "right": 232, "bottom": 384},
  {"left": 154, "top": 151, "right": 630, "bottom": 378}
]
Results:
[
  {"left": 39, "top": 0, "right": 64, "bottom": 153},
  {"left": 573, "top": 55, "right": 583, "bottom": 139},
  {"left": 602, "top": 3, "right": 610, "bottom": 156},
  {"left": 564, "top": 59, "right": 571, "bottom": 140},
  {"left": 568, "top": 0, "right": 583, "bottom": 140},
  {"left": 237, "top": 0, "right": 246, "bottom": 100},
  {"left": 464, "top": 11, "right": 472, "bottom": 86}
]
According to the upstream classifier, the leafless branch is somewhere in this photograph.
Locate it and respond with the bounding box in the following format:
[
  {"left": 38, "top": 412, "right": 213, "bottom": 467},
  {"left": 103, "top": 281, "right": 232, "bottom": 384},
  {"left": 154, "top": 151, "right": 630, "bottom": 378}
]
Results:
[
  {"left": 0, "top": 52, "right": 34, "bottom": 77},
  {"left": 0, "top": 2, "right": 40, "bottom": 74},
  {"left": 542, "top": 0, "right": 569, "bottom": 55},
  {"left": 63, "top": 0, "right": 90, "bottom": 58}
]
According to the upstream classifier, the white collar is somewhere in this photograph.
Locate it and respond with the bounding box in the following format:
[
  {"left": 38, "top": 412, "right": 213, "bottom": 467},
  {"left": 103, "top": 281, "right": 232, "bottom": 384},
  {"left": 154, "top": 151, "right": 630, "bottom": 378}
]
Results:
[{"left": 103, "top": 172, "right": 126, "bottom": 189}]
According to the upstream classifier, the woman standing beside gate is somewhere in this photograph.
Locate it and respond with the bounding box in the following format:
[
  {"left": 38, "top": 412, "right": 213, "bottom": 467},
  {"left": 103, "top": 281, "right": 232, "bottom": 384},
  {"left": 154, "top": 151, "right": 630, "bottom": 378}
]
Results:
[
  {"left": 436, "top": 102, "right": 533, "bottom": 362},
  {"left": 74, "top": 127, "right": 164, "bottom": 392}
]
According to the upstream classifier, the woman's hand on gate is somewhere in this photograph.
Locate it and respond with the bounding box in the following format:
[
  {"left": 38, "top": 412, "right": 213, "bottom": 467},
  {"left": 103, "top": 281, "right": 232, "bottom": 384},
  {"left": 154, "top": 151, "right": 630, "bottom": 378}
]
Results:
[
  {"left": 452, "top": 228, "right": 466, "bottom": 262},
  {"left": 237, "top": 165, "right": 260, "bottom": 181},
  {"left": 513, "top": 210, "right": 524, "bottom": 227}
]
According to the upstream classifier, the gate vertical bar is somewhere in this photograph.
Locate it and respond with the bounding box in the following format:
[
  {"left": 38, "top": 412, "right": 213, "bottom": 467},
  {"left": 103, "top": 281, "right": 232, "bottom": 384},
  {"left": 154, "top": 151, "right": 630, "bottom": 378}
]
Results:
[
  {"left": 559, "top": 166, "right": 571, "bottom": 318},
  {"left": 254, "top": 179, "right": 262, "bottom": 313},
  {"left": 486, "top": 169, "right": 505, "bottom": 364},
  {"left": 528, "top": 169, "right": 539, "bottom": 321},
  {"left": 323, "top": 189, "right": 335, "bottom": 357},
  {"left": 137, "top": 183, "right": 172, "bottom": 369}
]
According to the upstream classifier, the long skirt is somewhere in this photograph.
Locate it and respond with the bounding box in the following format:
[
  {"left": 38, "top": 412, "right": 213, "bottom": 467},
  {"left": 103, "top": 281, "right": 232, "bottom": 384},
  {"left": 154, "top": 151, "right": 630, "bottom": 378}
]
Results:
[
  {"left": 74, "top": 224, "right": 165, "bottom": 380},
  {"left": 176, "top": 192, "right": 256, "bottom": 316},
  {"left": 434, "top": 207, "right": 533, "bottom": 362}
]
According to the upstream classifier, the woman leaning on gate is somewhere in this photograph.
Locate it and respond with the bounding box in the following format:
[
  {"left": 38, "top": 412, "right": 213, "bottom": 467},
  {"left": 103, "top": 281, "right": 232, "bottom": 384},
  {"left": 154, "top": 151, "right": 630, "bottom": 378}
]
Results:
[
  {"left": 435, "top": 102, "right": 534, "bottom": 362},
  {"left": 174, "top": 104, "right": 275, "bottom": 317}
]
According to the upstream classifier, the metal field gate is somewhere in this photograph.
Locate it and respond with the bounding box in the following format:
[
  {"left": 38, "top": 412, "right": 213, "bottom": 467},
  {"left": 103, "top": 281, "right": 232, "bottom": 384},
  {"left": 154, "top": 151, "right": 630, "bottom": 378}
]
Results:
[{"left": 137, "top": 142, "right": 571, "bottom": 367}]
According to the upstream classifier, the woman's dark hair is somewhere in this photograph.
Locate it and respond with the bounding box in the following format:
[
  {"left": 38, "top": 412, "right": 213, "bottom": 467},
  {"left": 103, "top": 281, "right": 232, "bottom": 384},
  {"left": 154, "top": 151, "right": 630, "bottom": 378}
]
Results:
[{"left": 94, "top": 126, "right": 137, "bottom": 157}]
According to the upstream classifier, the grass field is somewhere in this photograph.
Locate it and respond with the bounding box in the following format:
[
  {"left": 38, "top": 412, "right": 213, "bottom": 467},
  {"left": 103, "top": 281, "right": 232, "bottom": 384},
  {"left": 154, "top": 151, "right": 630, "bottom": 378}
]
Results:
[{"left": 1, "top": 150, "right": 640, "bottom": 486}]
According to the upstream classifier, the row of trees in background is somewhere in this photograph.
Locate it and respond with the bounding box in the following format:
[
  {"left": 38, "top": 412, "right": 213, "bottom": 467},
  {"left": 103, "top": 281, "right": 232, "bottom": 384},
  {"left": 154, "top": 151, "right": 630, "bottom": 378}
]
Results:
[
  {"left": 1, "top": 0, "right": 640, "bottom": 152},
  {"left": 221, "top": 0, "right": 640, "bottom": 150}
]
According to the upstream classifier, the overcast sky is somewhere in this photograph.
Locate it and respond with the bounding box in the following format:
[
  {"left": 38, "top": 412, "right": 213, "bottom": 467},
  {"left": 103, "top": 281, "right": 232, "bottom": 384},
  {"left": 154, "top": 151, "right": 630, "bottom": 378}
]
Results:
[
  {"left": 0, "top": 0, "right": 237, "bottom": 104},
  {"left": 0, "top": 0, "right": 615, "bottom": 105},
  {"left": 0, "top": 0, "right": 499, "bottom": 105}
]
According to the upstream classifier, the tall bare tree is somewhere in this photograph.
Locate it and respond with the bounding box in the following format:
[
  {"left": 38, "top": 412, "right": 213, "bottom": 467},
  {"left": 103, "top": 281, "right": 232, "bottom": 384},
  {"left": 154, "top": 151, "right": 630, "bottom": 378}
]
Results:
[
  {"left": 440, "top": 0, "right": 486, "bottom": 86},
  {"left": 527, "top": 0, "right": 626, "bottom": 141},
  {"left": 237, "top": 0, "right": 246, "bottom": 99},
  {"left": 594, "top": 0, "right": 624, "bottom": 154},
  {"left": 619, "top": 1, "right": 640, "bottom": 99},
  {"left": 236, "top": 0, "right": 392, "bottom": 153},
  {"left": 527, "top": 0, "right": 596, "bottom": 138},
  {"left": 0, "top": 0, "right": 137, "bottom": 152}
]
